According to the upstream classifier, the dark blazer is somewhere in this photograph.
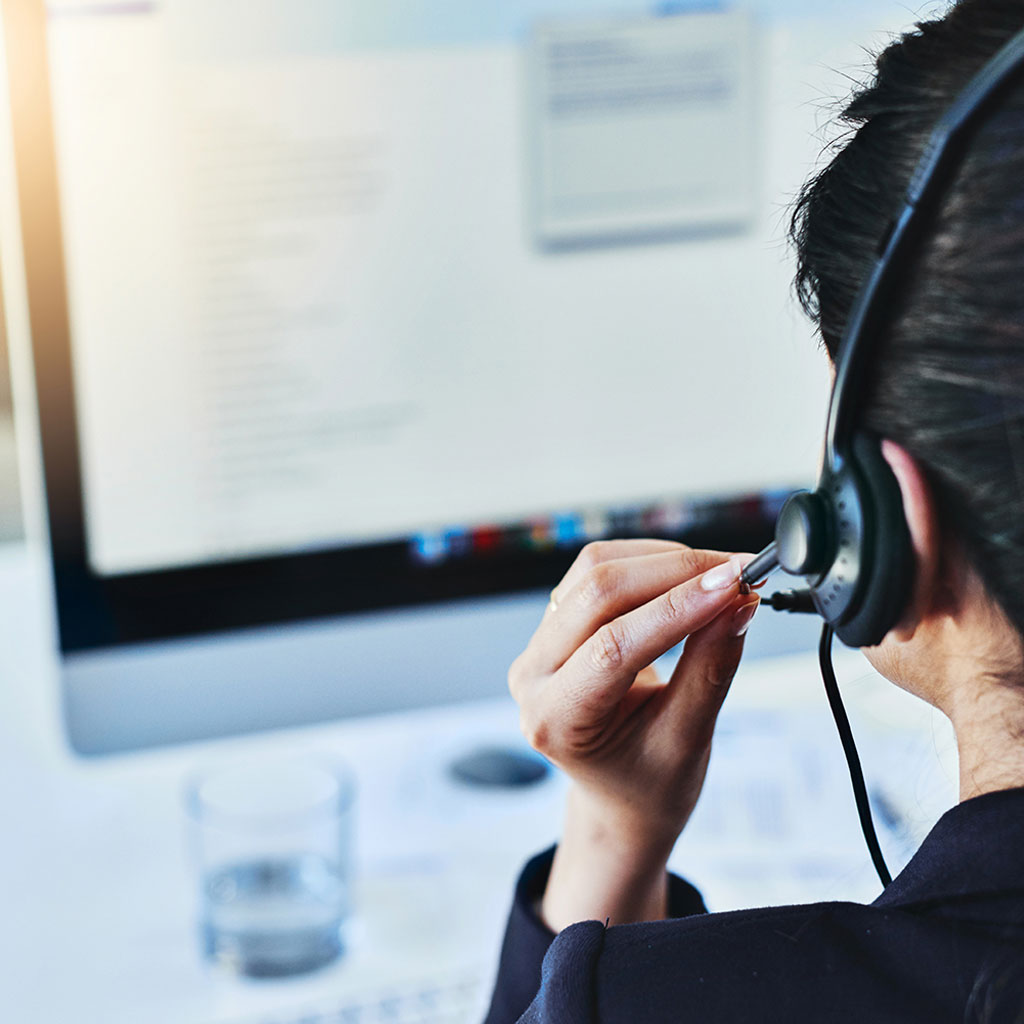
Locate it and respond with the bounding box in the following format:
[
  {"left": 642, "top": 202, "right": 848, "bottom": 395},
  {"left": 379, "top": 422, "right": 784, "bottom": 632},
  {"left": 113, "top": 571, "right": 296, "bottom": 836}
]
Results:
[{"left": 484, "top": 787, "right": 1024, "bottom": 1023}]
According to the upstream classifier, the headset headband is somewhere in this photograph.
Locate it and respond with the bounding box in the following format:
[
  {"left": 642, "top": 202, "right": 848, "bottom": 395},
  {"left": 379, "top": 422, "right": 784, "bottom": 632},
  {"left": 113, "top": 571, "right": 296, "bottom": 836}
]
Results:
[
  {"left": 825, "top": 24, "right": 1024, "bottom": 467},
  {"left": 741, "top": 22, "right": 1024, "bottom": 599}
]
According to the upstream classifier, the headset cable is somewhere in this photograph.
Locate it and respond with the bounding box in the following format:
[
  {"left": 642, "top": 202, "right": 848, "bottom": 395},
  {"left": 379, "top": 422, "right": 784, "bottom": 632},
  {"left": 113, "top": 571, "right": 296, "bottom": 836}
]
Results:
[{"left": 818, "top": 622, "right": 892, "bottom": 887}]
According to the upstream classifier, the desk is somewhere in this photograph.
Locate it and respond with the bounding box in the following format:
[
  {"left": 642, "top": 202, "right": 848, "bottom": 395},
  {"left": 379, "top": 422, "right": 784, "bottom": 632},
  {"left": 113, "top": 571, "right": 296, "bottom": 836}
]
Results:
[{"left": 0, "top": 543, "right": 958, "bottom": 1023}]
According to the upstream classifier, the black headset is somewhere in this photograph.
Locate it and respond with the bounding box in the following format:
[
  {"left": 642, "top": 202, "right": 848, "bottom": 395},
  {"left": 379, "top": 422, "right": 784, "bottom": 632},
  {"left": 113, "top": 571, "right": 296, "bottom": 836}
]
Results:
[
  {"left": 738, "top": 23, "right": 1024, "bottom": 886},
  {"left": 741, "top": 23, "right": 1024, "bottom": 648}
]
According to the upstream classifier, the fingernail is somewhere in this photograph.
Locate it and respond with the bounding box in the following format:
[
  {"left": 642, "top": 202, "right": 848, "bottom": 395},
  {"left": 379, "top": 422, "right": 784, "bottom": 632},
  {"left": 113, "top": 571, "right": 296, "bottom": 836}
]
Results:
[
  {"left": 701, "top": 556, "right": 741, "bottom": 591},
  {"left": 731, "top": 600, "right": 759, "bottom": 637}
]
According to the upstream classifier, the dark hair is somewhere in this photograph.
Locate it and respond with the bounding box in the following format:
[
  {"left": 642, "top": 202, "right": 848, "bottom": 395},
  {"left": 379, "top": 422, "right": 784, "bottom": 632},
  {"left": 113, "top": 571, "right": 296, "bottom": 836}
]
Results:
[{"left": 791, "top": 0, "right": 1024, "bottom": 639}]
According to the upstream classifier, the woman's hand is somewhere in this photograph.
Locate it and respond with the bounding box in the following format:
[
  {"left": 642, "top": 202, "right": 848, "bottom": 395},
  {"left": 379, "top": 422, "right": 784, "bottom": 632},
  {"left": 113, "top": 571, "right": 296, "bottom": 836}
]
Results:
[{"left": 508, "top": 540, "right": 758, "bottom": 930}]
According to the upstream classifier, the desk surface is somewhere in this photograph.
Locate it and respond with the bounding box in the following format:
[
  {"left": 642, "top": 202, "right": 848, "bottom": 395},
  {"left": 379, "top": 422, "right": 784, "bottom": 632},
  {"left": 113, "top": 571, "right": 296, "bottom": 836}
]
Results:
[{"left": 0, "top": 543, "right": 958, "bottom": 1023}]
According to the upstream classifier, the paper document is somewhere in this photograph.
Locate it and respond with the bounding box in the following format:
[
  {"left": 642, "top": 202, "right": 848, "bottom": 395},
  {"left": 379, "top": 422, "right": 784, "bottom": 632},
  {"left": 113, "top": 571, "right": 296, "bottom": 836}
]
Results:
[{"left": 529, "top": 9, "right": 757, "bottom": 247}]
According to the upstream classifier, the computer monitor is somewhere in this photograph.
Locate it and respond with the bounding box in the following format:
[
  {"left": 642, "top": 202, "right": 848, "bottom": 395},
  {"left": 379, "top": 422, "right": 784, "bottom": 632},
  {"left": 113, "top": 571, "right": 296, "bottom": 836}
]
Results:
[{"left": 1, "top": 0, "right": 893, "bottom": 755}]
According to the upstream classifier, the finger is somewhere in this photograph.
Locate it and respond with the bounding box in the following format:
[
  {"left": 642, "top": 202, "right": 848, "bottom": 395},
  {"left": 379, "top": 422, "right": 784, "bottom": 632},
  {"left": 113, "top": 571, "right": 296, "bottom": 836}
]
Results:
[
  {"left": 657, "top": 594, "right": 760, "bottom": 743},
  {"left": 533, "top": 548, "right": 745, "bottom": 672},
  {"left": 549, "top": 539, "right": 692, "bottom": 610},
  {"left": 548, "top": 555, "right": 753, "bottom": 724}
]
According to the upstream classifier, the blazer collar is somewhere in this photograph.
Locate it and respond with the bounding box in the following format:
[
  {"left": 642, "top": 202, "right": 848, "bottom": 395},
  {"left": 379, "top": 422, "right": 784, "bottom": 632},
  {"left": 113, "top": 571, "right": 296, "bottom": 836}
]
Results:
[{"left": 875, "top": 786, "right": 1024, "bottom": 908}]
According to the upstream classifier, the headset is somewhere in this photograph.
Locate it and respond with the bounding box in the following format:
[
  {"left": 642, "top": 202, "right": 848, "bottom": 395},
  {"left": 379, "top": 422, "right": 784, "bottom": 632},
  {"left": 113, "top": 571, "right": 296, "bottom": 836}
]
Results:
[{"left": 739, "top": 24, "right": 1024, "bottom": 887}]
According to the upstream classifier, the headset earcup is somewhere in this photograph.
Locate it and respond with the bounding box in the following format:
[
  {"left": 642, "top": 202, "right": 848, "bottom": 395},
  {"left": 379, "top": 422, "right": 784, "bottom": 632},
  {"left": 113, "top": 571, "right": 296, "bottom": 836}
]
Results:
[{"left": 834, "top": 433, "right": 915, "bottom": 648}]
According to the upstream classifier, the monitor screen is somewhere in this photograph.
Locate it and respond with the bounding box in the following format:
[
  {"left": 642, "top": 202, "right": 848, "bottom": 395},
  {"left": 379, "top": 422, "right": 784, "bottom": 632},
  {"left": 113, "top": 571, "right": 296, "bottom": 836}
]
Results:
[
  {"left": 59, "top": 2, "right": 788, "bottom": 578},
  {"left": 29, "top": 0, "right": 840, "bottom": 657}
]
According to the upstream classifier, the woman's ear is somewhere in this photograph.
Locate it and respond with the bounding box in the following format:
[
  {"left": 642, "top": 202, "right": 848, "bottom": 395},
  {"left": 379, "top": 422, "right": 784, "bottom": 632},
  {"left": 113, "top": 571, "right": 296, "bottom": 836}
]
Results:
[{"left": 880, "top": 440, "right": 944, "bottom": 641}]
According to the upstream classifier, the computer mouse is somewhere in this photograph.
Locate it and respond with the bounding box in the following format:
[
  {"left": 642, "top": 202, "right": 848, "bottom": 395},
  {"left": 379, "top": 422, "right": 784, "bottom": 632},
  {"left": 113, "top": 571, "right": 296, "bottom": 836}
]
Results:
[{"left": 449, "top": 746, "right": 550, "bottom": 788}]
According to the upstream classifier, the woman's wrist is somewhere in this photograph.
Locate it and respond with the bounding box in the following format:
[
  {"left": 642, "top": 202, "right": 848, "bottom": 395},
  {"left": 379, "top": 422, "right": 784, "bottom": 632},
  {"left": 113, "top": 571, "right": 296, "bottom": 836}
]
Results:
[{"left": 539, "top": 785, "right": 679, "bottom": 932}]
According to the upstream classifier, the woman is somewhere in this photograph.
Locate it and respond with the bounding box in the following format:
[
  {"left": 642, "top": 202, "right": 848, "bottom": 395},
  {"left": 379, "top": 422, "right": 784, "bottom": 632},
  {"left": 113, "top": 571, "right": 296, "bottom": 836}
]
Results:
[{"left": 484, "top": 2, "right": 1024, "bottom": 1021}]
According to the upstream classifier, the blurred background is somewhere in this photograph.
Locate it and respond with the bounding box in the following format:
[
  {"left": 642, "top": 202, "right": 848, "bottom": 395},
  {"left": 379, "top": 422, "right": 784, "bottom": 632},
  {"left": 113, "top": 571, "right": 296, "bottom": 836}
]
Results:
[
  {"left": 0, "top": 315, "right": 20, "bottom": 539},
  {"left": 0, "top": 2, "right": 959, "bottom": 1022}
]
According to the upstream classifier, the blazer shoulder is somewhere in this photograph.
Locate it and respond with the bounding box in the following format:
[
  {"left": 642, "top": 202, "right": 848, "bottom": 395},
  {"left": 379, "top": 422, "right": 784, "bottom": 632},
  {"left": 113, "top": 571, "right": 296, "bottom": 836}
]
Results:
[{"left": 592, "top": 900, "right": 921, "bottom": 1021}]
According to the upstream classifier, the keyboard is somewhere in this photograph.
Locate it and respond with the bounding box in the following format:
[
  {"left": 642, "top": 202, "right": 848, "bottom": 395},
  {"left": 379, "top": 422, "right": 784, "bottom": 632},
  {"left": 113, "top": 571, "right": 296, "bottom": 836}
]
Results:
[{"left": 217, "top": 970, "right": 486, "bottom": 1024}]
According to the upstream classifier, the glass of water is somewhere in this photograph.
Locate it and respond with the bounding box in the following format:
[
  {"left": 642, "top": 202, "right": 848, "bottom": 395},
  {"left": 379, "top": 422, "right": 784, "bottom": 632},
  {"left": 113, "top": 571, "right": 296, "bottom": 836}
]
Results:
[{"left": 185, "top": 757, "right": 355, "bottom": 978}]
